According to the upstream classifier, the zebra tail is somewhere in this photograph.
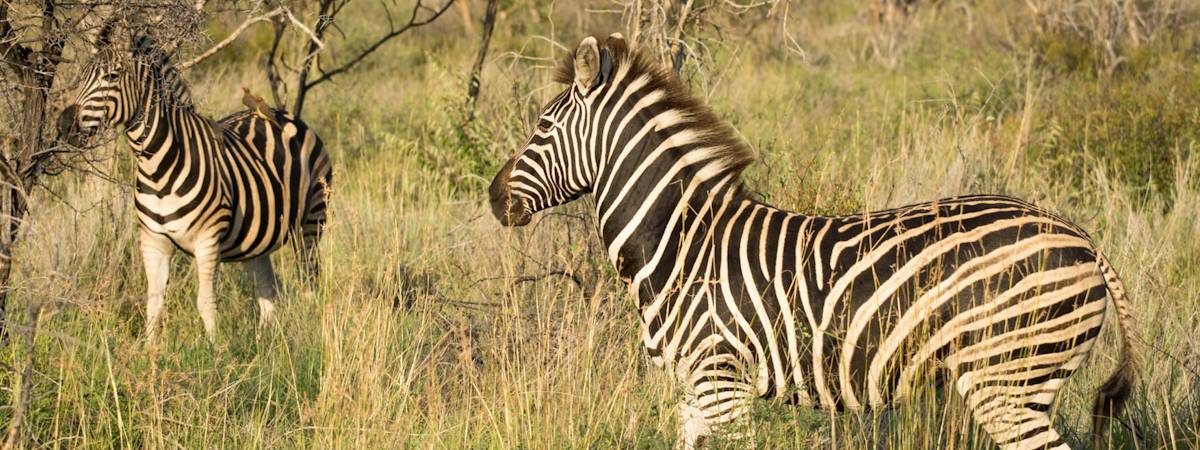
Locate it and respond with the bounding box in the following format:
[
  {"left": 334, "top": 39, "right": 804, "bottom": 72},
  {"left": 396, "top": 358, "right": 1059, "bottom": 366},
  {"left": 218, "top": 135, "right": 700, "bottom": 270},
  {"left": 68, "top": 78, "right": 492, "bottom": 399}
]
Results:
[{"left": 1091, "top": 251, "right": 1141, "bottom": 448}]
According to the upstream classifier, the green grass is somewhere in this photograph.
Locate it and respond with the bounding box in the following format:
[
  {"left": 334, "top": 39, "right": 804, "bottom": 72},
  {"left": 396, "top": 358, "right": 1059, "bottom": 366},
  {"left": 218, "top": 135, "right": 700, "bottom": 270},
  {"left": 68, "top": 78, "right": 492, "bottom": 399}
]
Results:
[{"left": 3, "top": 0, "right": 1199, "bottom": 448}]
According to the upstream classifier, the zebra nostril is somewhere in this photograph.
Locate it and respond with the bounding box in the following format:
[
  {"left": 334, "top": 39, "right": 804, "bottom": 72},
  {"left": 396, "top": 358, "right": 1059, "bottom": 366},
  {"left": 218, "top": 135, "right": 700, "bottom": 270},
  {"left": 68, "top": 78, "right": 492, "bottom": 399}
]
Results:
[
  {"left": 505, "top": 198, "right": 531, "bottom": 227},
  {"left": 488, "top": 158, "right": 529, "bottom": 226},
  {"left": 486, "top": 181, "right": 530, "bottom": 227},
  {"left": 489, "top": 191, "right": 529, "bottom": 227}
]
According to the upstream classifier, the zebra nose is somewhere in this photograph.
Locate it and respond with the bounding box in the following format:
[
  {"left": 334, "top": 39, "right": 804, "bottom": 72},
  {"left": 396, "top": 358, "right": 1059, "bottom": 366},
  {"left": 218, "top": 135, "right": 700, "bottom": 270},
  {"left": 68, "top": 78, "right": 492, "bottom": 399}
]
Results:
[
  {"left": 58, "top": 105, "right": 96, "bottom": 147},
  {"left": 492, "top": 196, "right": 530, "bottom": 227},
  {"left": 488, "top": 161, "right": 531, "bottom": 227},
  {"left": 488, "top": 185, "right": 531, "bottom": 227}
]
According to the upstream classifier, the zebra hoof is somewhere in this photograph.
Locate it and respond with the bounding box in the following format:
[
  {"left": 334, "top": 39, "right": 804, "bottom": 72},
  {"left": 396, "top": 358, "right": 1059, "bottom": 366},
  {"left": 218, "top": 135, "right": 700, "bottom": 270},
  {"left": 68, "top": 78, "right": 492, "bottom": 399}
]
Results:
[{"left": 257, "top": 298, "right": 277, "bottom": 326}]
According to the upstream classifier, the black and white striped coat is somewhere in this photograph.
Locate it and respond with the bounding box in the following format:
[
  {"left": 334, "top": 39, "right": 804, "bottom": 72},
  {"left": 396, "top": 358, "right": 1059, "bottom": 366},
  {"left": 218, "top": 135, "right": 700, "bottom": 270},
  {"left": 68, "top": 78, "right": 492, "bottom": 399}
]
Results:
[
  {"left": 60, "top": 37, "right": 332, "bottom": 340},
  {"left": 489, "top": 34, "right": 1137, "bottom": 449}
]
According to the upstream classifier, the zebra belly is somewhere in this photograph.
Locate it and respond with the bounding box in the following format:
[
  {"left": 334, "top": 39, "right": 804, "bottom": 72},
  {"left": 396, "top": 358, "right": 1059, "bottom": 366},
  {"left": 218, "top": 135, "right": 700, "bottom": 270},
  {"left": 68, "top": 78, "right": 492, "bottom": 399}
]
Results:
[
  {"left": 133, "top": 189, "right": 290, "bottom": 261},
  {"left": 686, "top": 262, "right": 1112, "bottom": 413},
  {"left": 631, "top": 194, "right": 1111, "bottom": 415},
  {"left": 664, "top": 229, "right": 1110, "bottom": 411},
  {"left": 135, "top": 192, "right": 216, "bottom": 255},
  {"left": 214, "top": 148, "right": 301, "bottom": 261},
  {"left": 217, "top": 197, "right": 291, "bottom": 261}
]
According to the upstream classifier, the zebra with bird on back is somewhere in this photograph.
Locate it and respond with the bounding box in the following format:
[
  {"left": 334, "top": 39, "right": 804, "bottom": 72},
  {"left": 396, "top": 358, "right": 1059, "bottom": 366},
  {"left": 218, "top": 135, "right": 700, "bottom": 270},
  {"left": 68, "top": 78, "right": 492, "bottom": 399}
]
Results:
[
  {"left": 50, "top": 19, "right": 1142, "bottom": 449},
  {"left": 58, "top": 30, "right": 332, "bottom": 342},
  {"left": 488, "top": 33, "right": 1139, "bottom": 449}
]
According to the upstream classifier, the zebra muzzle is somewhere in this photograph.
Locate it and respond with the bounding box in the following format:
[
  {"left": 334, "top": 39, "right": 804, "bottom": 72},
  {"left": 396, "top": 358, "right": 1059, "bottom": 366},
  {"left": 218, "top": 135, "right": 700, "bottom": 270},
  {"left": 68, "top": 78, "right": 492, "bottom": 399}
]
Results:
[
  {"left": 488, "top": 159, "right": 531, "bottom": 227},
  {"left": 56, "top": 105, "right": 92, "bottom": 147}
]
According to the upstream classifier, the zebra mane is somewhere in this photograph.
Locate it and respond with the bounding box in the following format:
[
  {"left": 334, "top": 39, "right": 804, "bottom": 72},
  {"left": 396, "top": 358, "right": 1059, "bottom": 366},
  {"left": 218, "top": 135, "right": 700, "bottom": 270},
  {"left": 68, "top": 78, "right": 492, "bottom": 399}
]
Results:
[
  {"left": 156, "top": 62, "right": 195, "bottom": 110},
  {"left": 554, "top": 35, "right": 756, "bottom": 181},
  {"left": 128, "top": 36, "right": 195, "bottom": 110}
]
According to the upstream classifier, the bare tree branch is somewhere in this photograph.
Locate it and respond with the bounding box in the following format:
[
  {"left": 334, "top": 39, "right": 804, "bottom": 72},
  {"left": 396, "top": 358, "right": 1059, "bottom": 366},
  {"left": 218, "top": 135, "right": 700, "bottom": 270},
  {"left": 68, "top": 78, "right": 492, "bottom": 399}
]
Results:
[
  {"left": 291, "top": 0, "right": 335, "bottom": 119},
  {"left": 465, "top": 0, "right": 498, "bottom": 122},
  {"left": 264, "top": 14, "right": 286, "bottom": 107},
  {"left": 177, "top": 4, "right": 282, "bottom": 69},
  {"left": 292, "top": 0, "right": 454, "bottom": 118},
  {"left": 0, "top": 0, "right": 65, "bottom": 343},
  {"left": 178, "top": 4, "right": 323, "bottom": 70},
  {"left": 669, "top": 0, "right": 694, "bottom": 75},
  {"left": 304, "top": 0, "right": 453, "bottom": 90},
  {"left": 513, "top": 269, "right": 582, "bottom": 287}
]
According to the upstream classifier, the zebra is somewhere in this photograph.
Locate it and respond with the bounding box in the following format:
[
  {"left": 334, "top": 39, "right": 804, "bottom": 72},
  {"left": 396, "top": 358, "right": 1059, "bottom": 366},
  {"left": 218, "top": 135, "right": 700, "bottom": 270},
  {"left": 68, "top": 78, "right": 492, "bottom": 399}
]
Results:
[
  {"left": 488, "top": 34, "right": 1138, "bottom": 449},
  {"left": 58, "top": 36, "right": 332, "bottom": 341}
]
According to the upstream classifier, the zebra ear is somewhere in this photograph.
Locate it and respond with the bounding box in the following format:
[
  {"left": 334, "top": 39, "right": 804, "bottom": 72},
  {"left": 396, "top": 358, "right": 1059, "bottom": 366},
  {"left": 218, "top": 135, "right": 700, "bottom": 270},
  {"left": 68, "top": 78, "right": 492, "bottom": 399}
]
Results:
[
  {"left": 93, "top": 17, "right": 117, "bottom": 51},
  {"left": 131, "top": 35, "right": 154, "bottom": 56},
  {"left": 130, "top": 35, "right": 169, "bottom": 67},
  {"left": 574, "top": 36, "right": 602, "bottom": 91}
]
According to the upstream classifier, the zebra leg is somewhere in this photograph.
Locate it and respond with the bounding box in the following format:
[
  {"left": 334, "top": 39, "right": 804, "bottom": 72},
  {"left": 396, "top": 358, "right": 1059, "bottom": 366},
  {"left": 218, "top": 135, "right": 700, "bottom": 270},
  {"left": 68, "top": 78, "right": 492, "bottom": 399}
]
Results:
[
  {"left": 952, "top": 290, "right": 1106, "bottom": 450},
  {"left": 243, "top": 255, "right": 279, "bottom": 326},
  {"left": 193, "top": 240, "right": 221, "bottom": 341},
  {"left": 955, "top": 367, "right": 1075, "bottom": 450},
  {"left": 141, "top": 229, "right": 175, "bottom": 339},
  {"left": 297, "top": 230, "right": 321, "bottom": 286},
  {"left": 677, "top": 393, "right": 711, "bottom": 449},
  {"left": 296, "top": 175, "right": 328, "bottom": 287},
  {"left": 677, "top": 356, "right": 758, "bottom": 448}
]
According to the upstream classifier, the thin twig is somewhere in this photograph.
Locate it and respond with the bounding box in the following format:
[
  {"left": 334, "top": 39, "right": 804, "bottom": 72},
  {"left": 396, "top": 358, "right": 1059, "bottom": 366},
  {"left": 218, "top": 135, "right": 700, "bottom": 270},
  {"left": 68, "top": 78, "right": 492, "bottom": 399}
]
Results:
[
  {"left": 178, "top": 5, "right": 322, "bottom": 70},
  {"left": 669, "top": 0, "right": 694, "bottom": 75},
  {"left": 465, "top": 0, "right": 498, "bottom": 121},
  {"left": 513, "top": 269, "right": 582, "bottom": 287},
  {"left": 303, "top": 0, "right": 454, "bottom": 89}
]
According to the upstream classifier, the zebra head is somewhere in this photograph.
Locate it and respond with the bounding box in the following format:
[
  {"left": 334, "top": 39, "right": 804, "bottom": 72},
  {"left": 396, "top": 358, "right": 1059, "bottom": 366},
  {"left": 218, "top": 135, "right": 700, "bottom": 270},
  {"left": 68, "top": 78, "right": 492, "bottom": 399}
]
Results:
[
  {"left": 59, "top": 35, "right": 189, "bottom": 147},
  {"left": 489, "top": 35, "right": 621, "bottom": 226}
]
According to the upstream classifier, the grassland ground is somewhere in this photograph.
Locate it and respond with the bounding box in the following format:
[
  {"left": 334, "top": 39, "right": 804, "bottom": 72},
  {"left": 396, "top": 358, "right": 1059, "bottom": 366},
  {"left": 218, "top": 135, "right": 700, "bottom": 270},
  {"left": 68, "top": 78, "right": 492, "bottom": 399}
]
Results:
[{"left": 2, "top": 0, "right": 1198, "bottom": 448}]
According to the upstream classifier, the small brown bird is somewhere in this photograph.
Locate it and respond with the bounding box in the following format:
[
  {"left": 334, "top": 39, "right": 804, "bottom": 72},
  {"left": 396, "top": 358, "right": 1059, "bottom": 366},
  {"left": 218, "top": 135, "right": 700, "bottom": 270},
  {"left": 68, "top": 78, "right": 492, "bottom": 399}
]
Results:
[{"left": 241, "top": 87, "right": 278, "bottom": 126}]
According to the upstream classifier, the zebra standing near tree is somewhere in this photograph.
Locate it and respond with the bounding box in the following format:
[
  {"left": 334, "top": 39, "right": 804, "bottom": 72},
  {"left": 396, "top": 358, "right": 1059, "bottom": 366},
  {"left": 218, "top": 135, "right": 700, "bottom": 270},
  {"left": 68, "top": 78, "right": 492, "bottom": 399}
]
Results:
[
  {"left": 59, "top": 35, "right": 332, "bottom": 341},
  {"left": 488, "top": 34, "right": 1139, "bottom": 449}
]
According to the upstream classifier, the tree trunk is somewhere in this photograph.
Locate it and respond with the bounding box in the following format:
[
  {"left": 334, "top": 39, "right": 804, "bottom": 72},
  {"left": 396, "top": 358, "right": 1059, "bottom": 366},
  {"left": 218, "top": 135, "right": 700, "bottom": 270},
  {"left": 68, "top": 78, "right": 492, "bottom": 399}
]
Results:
[
  {"left": 465, "top": 0, "right": 498, "bottom": 121},
  {"left": 0, "top": 0, "right": 64, "bottom": 343}
]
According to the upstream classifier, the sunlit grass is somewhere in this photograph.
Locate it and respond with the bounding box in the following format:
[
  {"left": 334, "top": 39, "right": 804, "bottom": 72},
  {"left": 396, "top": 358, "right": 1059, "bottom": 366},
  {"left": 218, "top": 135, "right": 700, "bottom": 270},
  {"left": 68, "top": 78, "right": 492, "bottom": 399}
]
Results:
[{"left": 2, "top": 0, "right": 1198, "bottom": 448}]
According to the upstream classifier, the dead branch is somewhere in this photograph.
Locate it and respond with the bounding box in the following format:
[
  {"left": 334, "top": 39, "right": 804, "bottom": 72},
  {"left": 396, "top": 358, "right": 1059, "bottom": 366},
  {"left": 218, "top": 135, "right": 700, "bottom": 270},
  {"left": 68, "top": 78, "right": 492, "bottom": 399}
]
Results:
[
  {"left": 668, "top": 0, "right": 693, "bottom": 74},
  {"left": 177, "top": 3, "right": 323, "bottom": 70},
  {"left": 263, "top": 14, "right": 286, "bottom": 107},
  {"left": 292, "top": 0, "right": 454, "bottom": 118},
  {"left": 307, "top": 0, "right": 455, "bottom": 87},
  {"left": 290, "top": 0, "right": 335, "bottom": 119},
  {"left": 177, "top": 4, "right": 283, "bottom": 69},
  {"left": 621, "top": 0, "right": 777, "bottom": 79},
  {"left": 471, "top": 269, "right": 583, "bottom": 289},
  {"left": 465, "top": 0, "right": 498, "bottom": 121},
  {"left": 513, "top": 269, "right": 582, "bottom": 287},
  {"left": 0, "top": 0, "right": 66, "bottom": 342}
]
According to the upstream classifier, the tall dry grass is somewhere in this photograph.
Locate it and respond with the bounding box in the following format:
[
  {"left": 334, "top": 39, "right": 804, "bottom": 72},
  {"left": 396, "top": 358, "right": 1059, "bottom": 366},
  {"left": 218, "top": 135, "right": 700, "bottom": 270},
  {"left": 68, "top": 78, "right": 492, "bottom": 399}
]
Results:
[{"left": 1, "top": 0, "right": 1197, "bottom": 448}]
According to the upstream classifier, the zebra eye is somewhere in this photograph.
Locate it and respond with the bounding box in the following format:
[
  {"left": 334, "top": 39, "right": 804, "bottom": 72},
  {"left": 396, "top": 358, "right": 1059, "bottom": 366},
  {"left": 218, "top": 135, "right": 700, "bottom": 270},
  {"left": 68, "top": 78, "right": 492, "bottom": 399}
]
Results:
[
  {"left": 536, "top": 119, "right": 552, "bottom": 133},
  {"left": 102, "top": 73, "right": 119, "bottom": 82}
]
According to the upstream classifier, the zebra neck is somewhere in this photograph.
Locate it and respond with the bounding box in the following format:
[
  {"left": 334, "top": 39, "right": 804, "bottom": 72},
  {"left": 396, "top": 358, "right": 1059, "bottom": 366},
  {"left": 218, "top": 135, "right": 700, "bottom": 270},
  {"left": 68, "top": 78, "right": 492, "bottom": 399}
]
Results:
[
  {"left": 124, "top": 100, "right": 218, "bottom": 191},
  {"left": 593, "top": 125, "right": 745, "bottom": 301},
  {"left": 123, "top": 79, "right": 207, "bottom": 152}
]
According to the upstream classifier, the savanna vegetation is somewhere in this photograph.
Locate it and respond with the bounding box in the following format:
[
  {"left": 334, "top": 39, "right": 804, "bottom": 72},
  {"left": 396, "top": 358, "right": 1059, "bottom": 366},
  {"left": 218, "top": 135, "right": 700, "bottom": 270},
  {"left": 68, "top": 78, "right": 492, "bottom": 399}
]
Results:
[{"left": 1, "top": 0, "right": 1198, "bottom": 448}]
